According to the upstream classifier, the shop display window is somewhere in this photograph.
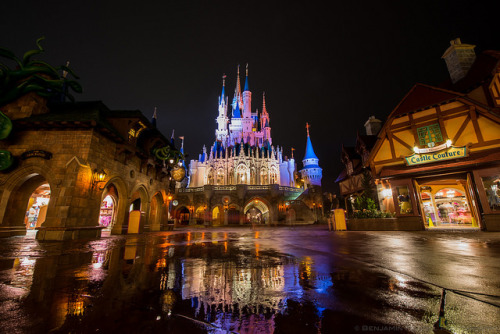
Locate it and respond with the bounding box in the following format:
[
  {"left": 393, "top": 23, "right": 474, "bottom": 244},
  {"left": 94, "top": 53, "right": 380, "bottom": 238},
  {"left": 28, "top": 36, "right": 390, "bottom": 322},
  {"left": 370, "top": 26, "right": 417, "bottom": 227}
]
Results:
[
  {"left": 396, "top": 186, "right": 413, "bottom": 214},
  {"left": 434, "top": 188, "right": 472, "bottom": 225},
  {"left": 481, "top": 174, "right": 500, "bottom": 211},
  {"left": 376, "top": 183, "right": 395, "bottom": 214},
  {"left": 99, "top": 195, "right": 114, "bottom": 228}
]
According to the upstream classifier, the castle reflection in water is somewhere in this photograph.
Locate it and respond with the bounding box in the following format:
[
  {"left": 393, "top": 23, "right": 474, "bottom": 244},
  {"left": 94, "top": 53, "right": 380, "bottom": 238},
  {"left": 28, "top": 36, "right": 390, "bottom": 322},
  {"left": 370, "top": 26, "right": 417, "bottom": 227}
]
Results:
[{"left": 0, "top": 231, "right": 333, "bottom": 333}]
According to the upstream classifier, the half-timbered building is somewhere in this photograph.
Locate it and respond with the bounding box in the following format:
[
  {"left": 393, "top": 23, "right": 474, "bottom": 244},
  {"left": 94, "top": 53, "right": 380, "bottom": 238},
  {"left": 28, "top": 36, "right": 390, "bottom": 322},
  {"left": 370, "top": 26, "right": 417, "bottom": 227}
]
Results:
[{"left": 368, "top": 40, "right": 500, "bottom": 231}]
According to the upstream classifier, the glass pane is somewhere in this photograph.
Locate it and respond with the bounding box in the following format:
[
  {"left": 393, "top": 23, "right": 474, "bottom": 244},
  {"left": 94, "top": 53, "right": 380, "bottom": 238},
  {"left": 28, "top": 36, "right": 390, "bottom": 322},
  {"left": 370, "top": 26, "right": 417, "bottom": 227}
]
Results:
[
  {"left": 397, "top": 186, "right": 413, "bottom": 214},
  {"left": 481, "top": 174, "right": 500, "bottom": 211}
]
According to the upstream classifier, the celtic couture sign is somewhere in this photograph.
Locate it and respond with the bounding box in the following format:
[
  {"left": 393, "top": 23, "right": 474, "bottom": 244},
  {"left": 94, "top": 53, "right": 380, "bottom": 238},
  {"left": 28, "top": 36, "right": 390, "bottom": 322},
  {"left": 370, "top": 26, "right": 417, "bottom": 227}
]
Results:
[{"left": 405, "top": 146, "right": 467, "bottom": 166}]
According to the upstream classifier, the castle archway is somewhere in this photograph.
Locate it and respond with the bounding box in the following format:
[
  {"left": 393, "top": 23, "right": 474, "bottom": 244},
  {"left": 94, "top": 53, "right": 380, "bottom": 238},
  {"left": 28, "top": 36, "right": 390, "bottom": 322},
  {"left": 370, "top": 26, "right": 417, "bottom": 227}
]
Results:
[
  {"left": 244, "top": 198, "right": 270, "bottom": 225},
  {"left": 175, "top": 206, "right": 190, "bottom": 225},
  {"left": 100, "top": 177, "right": 128, "bottom": 235}
]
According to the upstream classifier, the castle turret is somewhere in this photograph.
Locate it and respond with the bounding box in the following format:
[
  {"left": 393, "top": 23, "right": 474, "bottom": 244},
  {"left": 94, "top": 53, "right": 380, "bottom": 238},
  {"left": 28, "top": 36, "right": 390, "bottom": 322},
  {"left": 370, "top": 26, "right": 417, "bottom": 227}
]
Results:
[
  {"left": 216, "top": 75, "right": 229, "bottom": 141},
  {"left": 243, "top": 64, "right": 252, "bottom": 118},
  {"left": 300, "top": 123, "right": 322, "bottom": 188}
]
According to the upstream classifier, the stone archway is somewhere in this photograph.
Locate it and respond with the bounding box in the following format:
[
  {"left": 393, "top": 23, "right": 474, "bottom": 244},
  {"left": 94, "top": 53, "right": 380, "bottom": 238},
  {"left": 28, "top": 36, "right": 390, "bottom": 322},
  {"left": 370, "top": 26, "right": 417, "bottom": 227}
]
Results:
[
  {"left": 149, "top": 192, "right": 165, "bottom": 232},
  {"left": 127, "top": 185, "right": 149, "bottom": 234},
  {"left": 0, "top": 165, "right": 56, "bottom": 236},
  {"left": 98, "top": 184, "right": 120, "bottom": 235},
  {"left": 175, "top": 206, "right": 190, "bottom": 225},
  {"left": 244, "top": 197, "right": 271, "bottom": 225},
  {"left": 100, "top": 177, "right": 128, "bottom": 235}
]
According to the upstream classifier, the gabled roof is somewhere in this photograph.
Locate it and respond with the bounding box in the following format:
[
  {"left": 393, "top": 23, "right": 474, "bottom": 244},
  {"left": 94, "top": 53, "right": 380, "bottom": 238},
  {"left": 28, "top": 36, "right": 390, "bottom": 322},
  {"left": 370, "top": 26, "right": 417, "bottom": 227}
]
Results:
[{"left": 390, "top": 83, "right": 463, "bottom": 118}]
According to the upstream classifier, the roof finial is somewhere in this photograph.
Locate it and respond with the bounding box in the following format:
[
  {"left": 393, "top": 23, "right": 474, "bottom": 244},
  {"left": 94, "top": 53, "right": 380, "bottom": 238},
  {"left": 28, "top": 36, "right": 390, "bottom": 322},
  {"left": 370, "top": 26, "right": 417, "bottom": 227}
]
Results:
[
  {"left": 291, "top": 147, "right": 295, "bottom": 159},
  {"left": 222, "top": 73, "right": 226, "bottom": 86},
  {"left": 246, "top": 63, "right": 248, "bottom": 77},
  {"left": 153, "top": 107, "right": 157, "bottom": 119},
  {"left": 262, "top": 91, "right": 267, "bottom": 112},
  {"left": 306, "top": 122, "right": 310, "bottom": 137}
]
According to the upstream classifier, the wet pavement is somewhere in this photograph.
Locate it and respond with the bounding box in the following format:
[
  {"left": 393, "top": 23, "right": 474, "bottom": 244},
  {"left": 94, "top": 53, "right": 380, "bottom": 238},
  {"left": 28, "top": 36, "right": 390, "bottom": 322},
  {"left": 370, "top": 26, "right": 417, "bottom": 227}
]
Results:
[{"left": 0, "top": 226, "right": 499, "bottom": 333}]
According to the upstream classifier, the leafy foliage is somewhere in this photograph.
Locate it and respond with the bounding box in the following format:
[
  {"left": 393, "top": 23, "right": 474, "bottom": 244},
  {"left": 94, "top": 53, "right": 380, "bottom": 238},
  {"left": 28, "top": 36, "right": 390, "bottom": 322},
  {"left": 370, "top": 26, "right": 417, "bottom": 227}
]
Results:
[{"left": 0, "top": 37, "right": 82, "bottom": 106}]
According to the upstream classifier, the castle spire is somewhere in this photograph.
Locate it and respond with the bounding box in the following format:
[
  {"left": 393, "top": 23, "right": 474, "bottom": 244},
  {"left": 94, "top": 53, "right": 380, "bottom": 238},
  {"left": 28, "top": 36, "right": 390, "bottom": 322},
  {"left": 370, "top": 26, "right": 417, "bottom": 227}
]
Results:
[
  {"left": 219, "top": 74, "right": 226, "bottom": 105},
  {"left": 303, "top": 123, "right": 318, "bottom": 160},
  {"left": 235, "top": 64, "right": 242, "bottom": 97},
  {"left": 244, "top": 63, "right": 249, "bottom": 91},
  {"left": 262, "top": 92, "right": 267, "bottom": 114}
]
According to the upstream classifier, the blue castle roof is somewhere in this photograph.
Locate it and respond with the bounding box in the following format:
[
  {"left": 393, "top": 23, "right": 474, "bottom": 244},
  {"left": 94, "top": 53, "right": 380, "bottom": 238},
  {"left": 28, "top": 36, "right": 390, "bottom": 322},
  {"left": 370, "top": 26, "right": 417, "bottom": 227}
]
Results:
[
  {"left": 233, "top": 101, "right": 241, "bottom": 118},
  {"left": 244, "top": 74, "right": 249, "bottom": 91},
  {"left": 304, "top": 135, "right": 318, "bottom": 161}
]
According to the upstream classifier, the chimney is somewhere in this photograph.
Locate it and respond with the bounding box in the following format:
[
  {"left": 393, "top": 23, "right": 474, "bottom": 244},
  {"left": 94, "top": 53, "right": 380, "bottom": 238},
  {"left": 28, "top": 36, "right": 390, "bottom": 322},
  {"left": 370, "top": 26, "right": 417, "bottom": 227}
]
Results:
[
  {"left": 442, "top": 38, "right": 476, "bottom": 84},
  {"left": 364, "top": 116, "right": 382, "bottom": 136}
]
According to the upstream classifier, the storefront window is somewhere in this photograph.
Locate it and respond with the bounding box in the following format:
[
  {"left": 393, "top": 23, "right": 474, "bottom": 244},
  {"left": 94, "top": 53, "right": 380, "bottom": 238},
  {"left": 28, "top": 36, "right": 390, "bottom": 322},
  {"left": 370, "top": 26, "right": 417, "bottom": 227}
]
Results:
[
  {"left": 481, "top": 174, "right": 500, "bottom": 211},
  {"left": 376, "top": 183, "right": 395, "bottom": 214},
  {"left": 396, "top": 186, "right": 413, "bottom": 214}
]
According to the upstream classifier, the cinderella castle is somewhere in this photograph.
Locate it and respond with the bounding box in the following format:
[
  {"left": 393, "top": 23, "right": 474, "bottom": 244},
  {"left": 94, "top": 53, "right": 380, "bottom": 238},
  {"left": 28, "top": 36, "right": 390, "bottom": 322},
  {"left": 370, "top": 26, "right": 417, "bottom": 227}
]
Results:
[{"left": 174, "top": 65, "right": 322, "bottom": 225}]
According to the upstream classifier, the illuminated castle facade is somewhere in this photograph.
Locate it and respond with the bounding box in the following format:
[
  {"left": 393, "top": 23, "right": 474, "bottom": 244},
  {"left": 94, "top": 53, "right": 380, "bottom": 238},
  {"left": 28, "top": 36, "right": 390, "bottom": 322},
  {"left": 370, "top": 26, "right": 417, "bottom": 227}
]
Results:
[{"left": 188, "top": 65, "right": 296, "bottom": 187}]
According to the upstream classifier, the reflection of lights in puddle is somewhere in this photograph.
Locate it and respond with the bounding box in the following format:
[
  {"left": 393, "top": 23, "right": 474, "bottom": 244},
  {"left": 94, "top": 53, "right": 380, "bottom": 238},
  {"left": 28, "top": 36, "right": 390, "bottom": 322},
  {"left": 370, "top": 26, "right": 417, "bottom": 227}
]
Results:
[
  {"left": 92, "top": 263, "right": 103, "bottom": 269},
  {"left": 20, "top": 257, "right": 36, "bottom": 266},
  {"left": 389, "top": 275, "right": 408, "bottom": 291}
]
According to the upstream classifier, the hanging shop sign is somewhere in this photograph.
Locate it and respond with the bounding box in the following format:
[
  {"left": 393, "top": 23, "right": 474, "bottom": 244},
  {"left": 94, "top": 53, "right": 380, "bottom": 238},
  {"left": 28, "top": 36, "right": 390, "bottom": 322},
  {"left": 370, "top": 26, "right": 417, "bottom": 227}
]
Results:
[
  {"left": 20, "top": 150, "right": 52, "bottom": 160},
  {"left": 405, "top": 146, "right": 467, "bottom": 166}
]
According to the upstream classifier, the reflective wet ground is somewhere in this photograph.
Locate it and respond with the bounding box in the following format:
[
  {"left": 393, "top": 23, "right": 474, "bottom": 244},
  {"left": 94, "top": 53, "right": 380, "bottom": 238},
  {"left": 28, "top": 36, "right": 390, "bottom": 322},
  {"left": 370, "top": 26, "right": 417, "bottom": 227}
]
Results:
[{"left": 1, "top": 226, "right": 500, "bottom": 333}]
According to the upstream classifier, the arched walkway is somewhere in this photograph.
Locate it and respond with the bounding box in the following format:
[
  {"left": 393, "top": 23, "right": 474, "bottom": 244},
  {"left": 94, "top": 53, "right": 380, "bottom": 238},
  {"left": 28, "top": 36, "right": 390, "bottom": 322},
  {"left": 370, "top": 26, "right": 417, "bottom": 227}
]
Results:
[
  {"left": 175, "top": 206, "right": 190, "bottom": 225},
  {"left": 149, "top": 192, "right": 165, "bottom": 231},
  {"left": 127, "top": 185, "right": 149, "bottom": 234},
  {"left": 100, "top": 177, "right": 128, "bottom": 235},
  {"left": 0, "top": 166, "right": 54, "bottom": 235},
  {"left": 244, "top": 198, "right": 271, "bottom": 225}
]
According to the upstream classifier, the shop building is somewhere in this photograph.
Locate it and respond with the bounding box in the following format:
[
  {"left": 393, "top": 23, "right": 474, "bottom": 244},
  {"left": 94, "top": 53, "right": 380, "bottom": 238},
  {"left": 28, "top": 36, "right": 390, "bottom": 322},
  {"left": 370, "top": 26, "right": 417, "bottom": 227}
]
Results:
[{"left": 367, "top": 40, "right": 500, "bottom": 231}]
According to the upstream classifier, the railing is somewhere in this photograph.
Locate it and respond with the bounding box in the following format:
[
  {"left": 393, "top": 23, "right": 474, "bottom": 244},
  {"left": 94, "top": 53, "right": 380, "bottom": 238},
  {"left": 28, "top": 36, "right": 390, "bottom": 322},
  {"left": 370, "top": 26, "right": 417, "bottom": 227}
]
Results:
[
  {"left": 279, "top": 186, "right": 303, "bottom": 193},
  {"left": 214, "top": 185, "right": 237, "bottom": 191},
  {"left": 178, "top": 187, "right": 205, "bottom": 193},
  {"left": 179, "top": 185, "right": 304, "bottom": 194},
  {"left": 247, "top": 185, "right": 272, "bottom": 190}
]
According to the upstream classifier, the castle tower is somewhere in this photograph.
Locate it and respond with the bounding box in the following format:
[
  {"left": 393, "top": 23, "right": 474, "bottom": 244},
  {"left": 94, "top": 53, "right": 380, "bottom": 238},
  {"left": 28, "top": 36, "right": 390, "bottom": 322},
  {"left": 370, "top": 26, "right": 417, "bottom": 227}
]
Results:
[
  {"left": 261, "top": 92, "right": 272, "bottom": 145},
  {"left": 241, "top": 64, "right": 254, "bottom": 139},
  {"left": 216, "top": 75, "right": 229, "bottom": 141},
  {"left": 442, "top": 38, "right": 476, "bottom": 84},
  {"left": 300, "top": 123, "right": 322, "bottom": 188}
]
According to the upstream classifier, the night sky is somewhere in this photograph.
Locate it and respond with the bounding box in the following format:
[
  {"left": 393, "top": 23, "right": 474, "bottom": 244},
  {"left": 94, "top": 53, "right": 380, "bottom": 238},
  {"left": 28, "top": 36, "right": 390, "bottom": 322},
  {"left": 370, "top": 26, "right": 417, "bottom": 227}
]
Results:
[{"left": 1, "top": 1, "right": 498, "bottom": 192}]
